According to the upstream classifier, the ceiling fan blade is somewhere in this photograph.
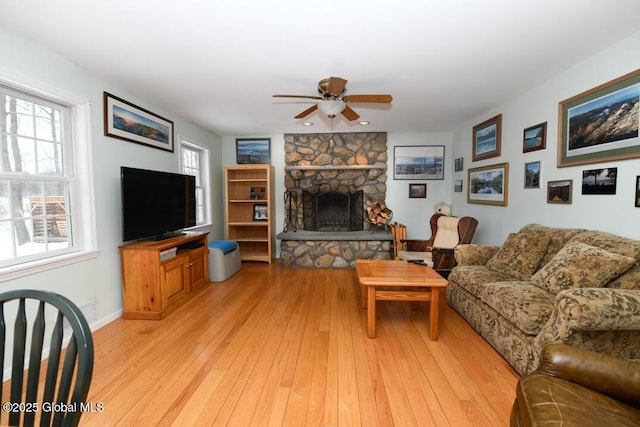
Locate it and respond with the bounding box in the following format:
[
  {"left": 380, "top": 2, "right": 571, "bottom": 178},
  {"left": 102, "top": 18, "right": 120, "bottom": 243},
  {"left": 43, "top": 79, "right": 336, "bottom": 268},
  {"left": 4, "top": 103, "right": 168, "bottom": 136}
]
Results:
[
  {"left": 294, "top": 104, "right": 318, "bottom": 119},
  {"left": 273, "top": 94, "right": 323, "bottom": 100},
  {"left": 341, "top": 105, "right": 360, "bottom": 121},
  {"left": 342, "top": 94, "right": 393, "bottom": 103},
  {"left": 327, "top": 77, "right": 347, "bottom": 96}
]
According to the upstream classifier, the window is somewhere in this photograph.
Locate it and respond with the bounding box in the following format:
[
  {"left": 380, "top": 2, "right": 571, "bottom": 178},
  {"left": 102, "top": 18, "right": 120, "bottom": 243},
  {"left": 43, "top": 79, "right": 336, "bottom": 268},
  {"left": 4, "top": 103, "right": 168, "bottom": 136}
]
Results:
[
  {"left": 181, "top": 139, "right": 210, "bottom": 226},
  {"left": 0, "top": 80, "right": 97, "bottom": 280}
]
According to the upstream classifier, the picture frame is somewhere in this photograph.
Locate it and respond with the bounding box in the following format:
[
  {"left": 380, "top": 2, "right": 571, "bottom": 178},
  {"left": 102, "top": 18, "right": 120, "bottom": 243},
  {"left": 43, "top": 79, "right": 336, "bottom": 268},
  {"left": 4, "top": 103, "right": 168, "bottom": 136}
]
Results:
[
  {"left": 472, "top": 114, "right": 502, "bottom": 161},
  {"left": 408, "top": 183, "right": 427, "bottom": 198},
  {"left": 523, "top": 122, "right": 547, "bottom": 153},
  {"left": 467, "top": 162, "right": 509, "bottom": 206},
  {"left": 454, "top": 157, "right": 464, "bottom": 172},
  {"left": 636, "top": 176, "right": 640, "bottom": 207},
  {"left": 454, "top": 179, "right": 463, "bottom": 193},
  {"left": 237, "top": 138, "right": 271, "bottom": 164},
  {"left": 582, "top": 167, "right": 617, "bottom": 195},
  {"left": 524, "top": 161, "right": 541, "bottom": 188},
  {"left": 558, "top": 68, "right": 640, "bottom": 167},
  {"left": 253, "top": 203, "right": 268, "bottom": 221},
  {"left": 103, "top": 92, "right": 174, "bottom": 152},
  {"left": 249, "top": 186, "right": 266, "bottom": 200},
  {"left": 393, "top": 145, "right": 445, "bottom": 180},
  {"left": 547, "top": 180, "right": 573, "bottom": 204}
]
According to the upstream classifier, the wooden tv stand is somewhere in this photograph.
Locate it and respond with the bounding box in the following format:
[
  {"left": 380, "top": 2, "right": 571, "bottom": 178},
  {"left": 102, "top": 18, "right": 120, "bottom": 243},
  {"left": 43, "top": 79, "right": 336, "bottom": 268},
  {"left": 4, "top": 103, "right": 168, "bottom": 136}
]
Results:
[{"left": 119, "top": 232, "right": 210, "bottom": 320}]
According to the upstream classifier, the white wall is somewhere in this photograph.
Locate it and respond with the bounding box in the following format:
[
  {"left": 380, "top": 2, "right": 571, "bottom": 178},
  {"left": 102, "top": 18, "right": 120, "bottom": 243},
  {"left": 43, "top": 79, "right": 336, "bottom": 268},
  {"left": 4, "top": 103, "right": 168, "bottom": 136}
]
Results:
[
  {"left": 0, "top": 27, "right": 224, "bottom": 329},
  {"left": 450, "top": 31, "right": 640, "bottom": 246}
]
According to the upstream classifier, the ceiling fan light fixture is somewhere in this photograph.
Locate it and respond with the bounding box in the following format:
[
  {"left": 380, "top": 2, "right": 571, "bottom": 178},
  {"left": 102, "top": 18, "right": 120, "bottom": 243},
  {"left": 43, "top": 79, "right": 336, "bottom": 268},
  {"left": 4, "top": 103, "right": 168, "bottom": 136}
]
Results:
[{"left": 317, "top": 99, "right": 346, "bottom": 118}]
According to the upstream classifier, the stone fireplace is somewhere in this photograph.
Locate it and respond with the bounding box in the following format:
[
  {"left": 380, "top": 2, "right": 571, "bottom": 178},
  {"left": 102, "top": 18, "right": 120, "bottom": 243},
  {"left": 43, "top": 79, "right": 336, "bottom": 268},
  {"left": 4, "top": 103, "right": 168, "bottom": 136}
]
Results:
[{"left": 277, "top": 133, "right": 393, "bottom": 268}]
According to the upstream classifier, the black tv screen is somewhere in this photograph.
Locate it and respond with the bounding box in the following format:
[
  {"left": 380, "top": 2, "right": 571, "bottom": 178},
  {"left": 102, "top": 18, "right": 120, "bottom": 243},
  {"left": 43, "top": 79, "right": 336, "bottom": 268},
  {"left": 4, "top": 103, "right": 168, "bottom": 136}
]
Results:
[{"left": 121, "top": 166, "right": 196, "bottom": 241}]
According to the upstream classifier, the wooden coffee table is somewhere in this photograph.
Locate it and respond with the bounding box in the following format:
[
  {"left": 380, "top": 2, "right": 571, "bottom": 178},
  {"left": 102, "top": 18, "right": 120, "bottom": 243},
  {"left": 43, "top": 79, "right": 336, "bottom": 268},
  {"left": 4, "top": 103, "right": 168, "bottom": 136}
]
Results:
[{"left": 355, "top": 259, "right": 449, "bottom": 340}]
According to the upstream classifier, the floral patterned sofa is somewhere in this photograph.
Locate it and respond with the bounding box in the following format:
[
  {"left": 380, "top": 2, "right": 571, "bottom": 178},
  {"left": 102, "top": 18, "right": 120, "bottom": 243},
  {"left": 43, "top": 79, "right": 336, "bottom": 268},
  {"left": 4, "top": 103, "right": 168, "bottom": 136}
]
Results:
[{"left": 446, "top": 224, "right": 640, "bottom": 375}]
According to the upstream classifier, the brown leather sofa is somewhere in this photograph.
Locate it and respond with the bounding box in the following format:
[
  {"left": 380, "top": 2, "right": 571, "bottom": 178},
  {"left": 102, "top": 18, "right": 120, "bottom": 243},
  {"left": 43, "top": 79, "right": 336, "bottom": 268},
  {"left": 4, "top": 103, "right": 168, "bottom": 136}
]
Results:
[{"left": 511, "top": 344, "right": 640, "bottom": 426}]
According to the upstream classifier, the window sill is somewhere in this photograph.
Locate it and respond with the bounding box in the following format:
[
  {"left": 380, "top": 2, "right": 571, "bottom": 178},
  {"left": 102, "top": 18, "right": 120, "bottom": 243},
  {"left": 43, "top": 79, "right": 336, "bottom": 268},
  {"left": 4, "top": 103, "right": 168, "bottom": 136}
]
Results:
[{"left": 0, "top": 249, "right": 100, "bottom": 283}]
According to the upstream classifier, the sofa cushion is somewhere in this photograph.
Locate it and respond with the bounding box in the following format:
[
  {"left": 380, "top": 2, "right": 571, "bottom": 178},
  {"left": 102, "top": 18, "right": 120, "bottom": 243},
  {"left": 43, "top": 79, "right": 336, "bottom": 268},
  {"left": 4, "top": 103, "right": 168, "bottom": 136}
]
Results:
[
  {"left": 480, "top": 282, "right": 555, "bottom": 335},
  {"left": 486, "top": 225, "right": 551, "bottom": 280},
  {"left": 531, "top": 241, "right": 636, "bottom": 293}
]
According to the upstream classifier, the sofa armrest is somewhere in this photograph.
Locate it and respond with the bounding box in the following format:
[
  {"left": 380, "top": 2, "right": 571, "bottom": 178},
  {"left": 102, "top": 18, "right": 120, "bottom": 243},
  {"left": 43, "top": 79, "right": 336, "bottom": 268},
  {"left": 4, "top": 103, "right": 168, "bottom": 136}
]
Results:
[
  {"left": 453, "top": 244, "right": 499, "bottom": 266},
  {"left": 537, "top": 343, "right": 640, "bottom": 404},
  {"left": 553, "top": 288, "right": 640, "bottom": 331}
]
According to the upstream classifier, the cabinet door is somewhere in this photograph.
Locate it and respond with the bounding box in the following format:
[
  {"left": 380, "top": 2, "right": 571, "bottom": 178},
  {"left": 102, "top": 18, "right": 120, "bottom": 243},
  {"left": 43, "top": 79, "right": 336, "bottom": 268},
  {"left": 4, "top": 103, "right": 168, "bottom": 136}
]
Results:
[
  {"left": 187, "top": 249, "right": 208, "bottom": 290},
  {"left": 162, "top": 257, "right": 188, "bottom": 306}
]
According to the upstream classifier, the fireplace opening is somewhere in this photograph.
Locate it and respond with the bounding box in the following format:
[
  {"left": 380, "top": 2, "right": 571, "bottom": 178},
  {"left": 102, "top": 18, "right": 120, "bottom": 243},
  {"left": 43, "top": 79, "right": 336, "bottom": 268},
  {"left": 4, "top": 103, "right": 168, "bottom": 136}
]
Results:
[{"left": 303, "top": 190, "right": 364, "bottom": 231}]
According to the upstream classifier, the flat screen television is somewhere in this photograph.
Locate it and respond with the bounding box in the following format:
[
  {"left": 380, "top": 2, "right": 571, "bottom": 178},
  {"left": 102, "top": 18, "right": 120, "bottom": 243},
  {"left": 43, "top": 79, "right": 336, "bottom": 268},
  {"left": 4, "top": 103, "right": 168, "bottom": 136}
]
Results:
[{"left": 121, "top": 166, "right": 196, "bottom": 242}]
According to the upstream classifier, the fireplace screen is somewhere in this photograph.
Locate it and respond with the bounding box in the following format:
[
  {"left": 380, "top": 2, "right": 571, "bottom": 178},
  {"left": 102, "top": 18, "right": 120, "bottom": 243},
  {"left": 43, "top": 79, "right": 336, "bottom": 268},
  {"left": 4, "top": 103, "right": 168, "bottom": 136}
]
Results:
[{"left": 303, "top": 190, "right": 364, "bottom": 231}]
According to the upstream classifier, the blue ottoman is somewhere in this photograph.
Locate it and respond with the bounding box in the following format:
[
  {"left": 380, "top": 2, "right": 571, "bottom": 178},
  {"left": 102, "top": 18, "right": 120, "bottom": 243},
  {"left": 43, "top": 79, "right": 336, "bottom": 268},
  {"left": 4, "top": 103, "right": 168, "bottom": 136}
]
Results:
[{"left": 208, "top": 240, "right": 241, "bottom": 282}]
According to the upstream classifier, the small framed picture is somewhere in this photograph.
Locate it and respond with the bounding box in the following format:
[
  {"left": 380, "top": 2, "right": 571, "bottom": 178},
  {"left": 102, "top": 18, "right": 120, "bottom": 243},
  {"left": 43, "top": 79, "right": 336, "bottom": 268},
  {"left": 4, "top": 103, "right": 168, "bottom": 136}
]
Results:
[
  {"left": 253, "top": 204, "right": 268, "bottom": 221},
  {"left": 472, "top": 114, "right": 502, "bottom": 161},
  {"left": 454, "top": 157, "right": 464, "bottom": 172},
  {"left": 524, "top": 161, "right": 541, "bottom": 188},
  {"left": 582, "top": 167, "right": 617, "bottom": 195},
  {"left": 547, "top": 180, "right": 573, "bottom": 204},
  {"left": 523, "top": 122, "right": 547, "bottom": 153},
  {"left": 249, "top": 186, "right": 266, "bottom": 200},
  {"left": 636, "top": 176, "right": 640, "bottom": 207},
  {"left": 408, "top": 183, "right": 427, "bottom": 198},
  {"left": 454, "top": 179, "right": 463, "bottom": 193}
]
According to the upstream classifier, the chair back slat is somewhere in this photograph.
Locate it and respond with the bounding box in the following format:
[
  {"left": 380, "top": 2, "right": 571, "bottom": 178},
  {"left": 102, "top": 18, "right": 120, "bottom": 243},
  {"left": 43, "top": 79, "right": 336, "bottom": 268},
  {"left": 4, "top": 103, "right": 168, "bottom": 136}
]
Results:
[{"left": 0, "top": 290, "right": 94, "bottom": 427}]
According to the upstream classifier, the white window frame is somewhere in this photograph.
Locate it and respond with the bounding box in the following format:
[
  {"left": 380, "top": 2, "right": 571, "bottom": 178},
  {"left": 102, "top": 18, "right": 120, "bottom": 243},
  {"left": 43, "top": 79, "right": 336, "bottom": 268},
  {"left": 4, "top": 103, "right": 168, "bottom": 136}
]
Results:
[
  {"left": 180, "top": 138, "right": 211, "bottom": 227},
  {"left": 0, "top": 74, "right": 98, "bottom": 283}
]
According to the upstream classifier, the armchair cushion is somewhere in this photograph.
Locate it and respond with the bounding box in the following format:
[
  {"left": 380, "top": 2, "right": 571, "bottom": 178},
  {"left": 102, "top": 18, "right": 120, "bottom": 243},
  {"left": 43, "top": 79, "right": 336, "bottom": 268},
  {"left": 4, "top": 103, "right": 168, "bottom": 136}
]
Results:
[
  {"left": 486, "top": 226, "right": 551, "bottom": 280},
  {"left": 531, "top": 241, "right": 635, "bottom": 293}
]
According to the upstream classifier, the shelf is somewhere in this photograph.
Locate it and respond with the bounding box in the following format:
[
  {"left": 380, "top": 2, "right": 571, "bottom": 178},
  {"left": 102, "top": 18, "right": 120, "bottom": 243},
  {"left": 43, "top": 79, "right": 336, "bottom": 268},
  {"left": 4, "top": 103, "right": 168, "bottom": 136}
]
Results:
[{"left": 285, "top": 164, "right": 387, "bottom": 171}]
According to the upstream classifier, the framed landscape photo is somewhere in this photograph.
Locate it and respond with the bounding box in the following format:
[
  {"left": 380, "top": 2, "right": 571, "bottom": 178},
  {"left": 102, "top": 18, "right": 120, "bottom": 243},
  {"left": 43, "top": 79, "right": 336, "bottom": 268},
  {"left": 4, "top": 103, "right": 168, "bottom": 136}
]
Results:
[
  {"left": 472, "top": 114, "right": 502, "bottom": 161},
  {"left": 408, "top": 183, "right": 427, "bottom": 198},
  {"left": 103, "top": 92, "right": 174, "bottom": 152},
  {"left": 454, "top": 157, "right": 464, "bottom": 172},
  {"left": 524, "top": 161, "right": 541, "bottom": 188},
  {"left": 558, "top": 68, "right": 640, "bottom": 167},
  {"left": 454, "top": 179, "right": 463, "bottom": 193},
  {"left": 547, "top": 180, "right": 573, "bottom": 204},
  {"left": 393, "top": 145, "right": 444, "bottom": 180},
  {"left": 582, "top": 167, "right": 617, "bottom": 195},
  {"left": 237, "top": 138, "right": 271, "bottom": 164},
  {"left": 523, "top": 122, "right": 547, "bottom": 153},
  {"left": 467, "top": 162, "right": 509, "bottom": 206}
]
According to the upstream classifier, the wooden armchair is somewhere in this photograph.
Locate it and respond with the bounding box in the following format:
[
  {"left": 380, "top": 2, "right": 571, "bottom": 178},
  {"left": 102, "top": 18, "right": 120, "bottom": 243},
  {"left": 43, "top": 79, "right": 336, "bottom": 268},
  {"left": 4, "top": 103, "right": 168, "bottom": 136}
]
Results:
[{"left": 393, "top": 214, "right": 478, "bottom": 276}]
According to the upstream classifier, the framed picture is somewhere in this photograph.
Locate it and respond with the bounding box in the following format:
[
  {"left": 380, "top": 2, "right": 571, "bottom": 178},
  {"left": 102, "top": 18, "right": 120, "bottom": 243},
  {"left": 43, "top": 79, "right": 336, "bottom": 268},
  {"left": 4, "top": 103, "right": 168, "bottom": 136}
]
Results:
[
  {"left": 467, "top": 162, "right": 509, "bottom": 206},
  {"left": 393, "top": 145, "right": 444, "bottom": 180},
  {"left": 253, "top": 203, "right": 268, "bottom": 221},
  {"left": 103, "top": 92, "right": 174, "bottom": 152},
  {"left": 558, "top": 68, "right": 640, "bottom": 167},
  {"left": 454, "top": 179, "right": 463, "bottom": 193},
  {"left": 237, "top": 138, "right": 271, "bottom": 164},
  {"left": 249, "top": 186, "right": 266, "bottom": 200},
  {"left": 472, "top": 114, "right": 502, "bottom": 161},
  {"left": 454, "top": 157, "right": 464, "bottom": 172},
  {"left": 582, "top": 167, "right": 617, "bottom": 195},
  {"left": 636, "top": 176, "right": 640, "bottom": 207},
  {"left": 547, "top": 180, "right": 573, "bottom": 204},
  {"left": 523, "top": 122, "right": 547, "bottom": 153},
  {"left": 524, "top": 161, "right": 541, "bottom": 188},
  {"left": 408, "top": 183, "right": 427, "bottom": 198}
]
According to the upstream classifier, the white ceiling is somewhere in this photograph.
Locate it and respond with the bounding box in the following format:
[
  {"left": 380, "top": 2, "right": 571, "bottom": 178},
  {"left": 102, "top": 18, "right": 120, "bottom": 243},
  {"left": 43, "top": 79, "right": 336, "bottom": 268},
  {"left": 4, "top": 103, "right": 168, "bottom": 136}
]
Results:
[{"left": 2, "top": 1, "right": 640, "bottom": 136}]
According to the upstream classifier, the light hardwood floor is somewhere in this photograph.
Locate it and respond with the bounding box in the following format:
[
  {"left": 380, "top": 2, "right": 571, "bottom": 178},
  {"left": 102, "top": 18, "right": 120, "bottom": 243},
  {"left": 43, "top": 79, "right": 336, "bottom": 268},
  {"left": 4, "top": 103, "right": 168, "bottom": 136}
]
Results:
[{"left": 81, "top": 262, "right": 519, "bottom": 426}]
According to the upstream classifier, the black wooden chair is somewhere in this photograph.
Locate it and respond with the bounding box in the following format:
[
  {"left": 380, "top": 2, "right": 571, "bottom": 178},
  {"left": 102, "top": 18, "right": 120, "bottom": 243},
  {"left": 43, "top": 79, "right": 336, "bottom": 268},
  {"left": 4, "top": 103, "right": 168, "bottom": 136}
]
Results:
[{"left": 0, "top": 289, "right": 94, "bottom": 427}]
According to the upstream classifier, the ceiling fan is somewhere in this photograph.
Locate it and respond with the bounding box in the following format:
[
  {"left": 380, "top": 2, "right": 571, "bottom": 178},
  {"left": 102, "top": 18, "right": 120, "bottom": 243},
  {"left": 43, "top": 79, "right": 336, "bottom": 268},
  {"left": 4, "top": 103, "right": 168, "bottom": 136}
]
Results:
[{"left": 273, "top": 77, "right": 392, "bottom": 121}]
